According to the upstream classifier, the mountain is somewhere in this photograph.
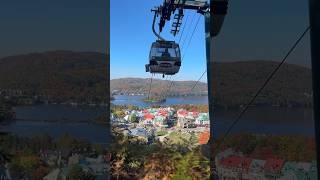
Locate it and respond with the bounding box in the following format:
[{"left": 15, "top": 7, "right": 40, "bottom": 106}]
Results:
[
  {"left": 0, "top": 51, "right": 108, "bottom": 104},
  {"left": 111, "top": 60, "right": 312, "bottom": 108},
  {"left": 110, "top": 78, "right": 208, "bottom": 96},
  {"left": 213, "top": 60, "right": 312, "bottom": 108},
  {"left": 0, "top": 52, "right": 312, "bottom": 107}
]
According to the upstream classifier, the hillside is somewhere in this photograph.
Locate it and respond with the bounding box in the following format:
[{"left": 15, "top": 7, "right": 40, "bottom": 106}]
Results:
[
  {"left": 111, "top": 61, "right": 312, "bottom": 108},
  {"left": 0, "top": 53, "right": 312, "bottom": 107},
  {"left": 110, "top": 78, "right": 208, "bottom": 96},
  {"left": 0, "top": 51, "right": 108, "bottom": 104},
  {"left": 213, "top": 61, "right": 312, "bottom": 108}
]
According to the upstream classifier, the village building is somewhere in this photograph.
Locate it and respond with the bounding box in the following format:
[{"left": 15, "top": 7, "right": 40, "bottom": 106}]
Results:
[
  {"left": 281, "top": 161, "right": 317, "bottom": 180},
  {"left": 248, "top": 159, "right": 266, "bottom": 179},
  {"left": 142, "top": 113, "right": 154, "bottom": 126},
  {"left": 130, "top": 127, "right": 150, "bottom": 142},
  {"left": 217, "top": 156, "right": 243, "bottom": 179},
  {"left": 198, "top": 130, "right": 210, "bottom": 145},
  {"left": 195, "top": 113, "right": 209, "bottom": 127},
  {"left": 264, "top": 158, "right": 285, "bottom": 178}
]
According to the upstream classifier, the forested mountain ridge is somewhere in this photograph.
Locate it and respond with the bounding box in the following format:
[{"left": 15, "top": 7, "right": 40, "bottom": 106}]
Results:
[
  {"left": 112, "top": 60, "right": 312, "bottom": 108},
  {"left": 111, "top": 78, "right": 208, "bottom": 96},
  {"left": 0, "top": 52, "right": 312, "bottom": 108},
  {"left": 0, "top": 51, "right": 108, "bottom": 104},
  {"left": 212, "top": 60, "right": 312, "bottom": 108}
]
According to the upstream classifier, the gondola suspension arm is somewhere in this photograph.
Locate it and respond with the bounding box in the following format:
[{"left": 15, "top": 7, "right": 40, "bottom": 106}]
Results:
[{"left": 152, "top": 9, "right": 166, "bottom": 41}]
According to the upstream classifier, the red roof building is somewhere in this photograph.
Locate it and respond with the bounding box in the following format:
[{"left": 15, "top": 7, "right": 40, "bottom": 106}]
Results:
[
  {"left": 198, "top": 131, "right": 210, "bottom": 145},
  {"left": 177, "top": 110, "right": 188, "bottom": 117},
  {"left": 220, "top": 156, "right": 253, "bottom": 172},
  {"left": 241, "top": 157, "right": 253, "bottom": 172},
  {"left": 220, "top": 156, "right": 242, "bottom": 169},
  {"left": 158, "top": 110, "right": 168, "bottom": 117},
  {"left": 264, "top": 158, "right": 284, "bottom": 173},
  {"left": 192, "top": 110, "right": 199, "bottom": 117},
  {"left": 144, "top": 113, "right": 154, "bottom": 120}
]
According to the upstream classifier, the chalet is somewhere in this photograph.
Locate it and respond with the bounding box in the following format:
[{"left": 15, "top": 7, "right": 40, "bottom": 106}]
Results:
[
  {"left": 215, "top": 148, "right": 237, "bottom": 162},
  {"left": 154, "top": 115, "right": 167, "bottom": 127},
  {"left": 158, "top": 109, "right": 168, "bottom": 117},
  {"left": 191, "top": 110, "right": 199, "bottom": 118},
  {"left": 307, "top": 161, "right": 317, "bottom": 180},
  {"left": 249, "top": 159, "right": 265, "bottom": 176},
  {"left": 177, "top": 110, "right": 188, "bottom": 128},
  {"left": 281, "top": 161, "right": 316, "bottom": 180},
  {"left": 240, "top": 157, "right": 253, "bottom": 180},
  {"left": 264, "top": 158, "right": 285, "bottom": 178},
  {"left": 143, "top": 113, "right": 154, "bottom": 125},
  {"left": 130, "top": 128, "right": 149, "bottom": 139},
  {"left": 195, "top": 113, "right": 209, "bottom": 126},
  {"left": 198, "top": 130, "right": 210, "bottom": 145},
  {"left": 177, "top": 109, "right": 188, "bottom": 119},
  {"left": 217, "top": 156, "right": 242, "bottom": 179}
]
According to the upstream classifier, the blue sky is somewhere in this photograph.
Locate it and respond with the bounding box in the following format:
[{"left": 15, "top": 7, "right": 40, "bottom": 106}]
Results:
[
  {"left": 0, "top": 0, "right": 107, "bottom": 58},
  {"left": 110, "top": 0, "right": 207, "bottom": 81},
  {"left": 111, "top": 0, "right": 311, "bottom": 82}
]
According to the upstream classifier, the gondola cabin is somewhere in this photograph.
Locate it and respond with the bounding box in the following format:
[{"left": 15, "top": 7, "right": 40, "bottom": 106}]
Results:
[{"left": 146, "top": 40, "right": 181, "bottom": 76}]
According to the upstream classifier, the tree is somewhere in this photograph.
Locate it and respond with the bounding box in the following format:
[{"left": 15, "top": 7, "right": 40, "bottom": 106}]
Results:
[
  {"left": 57, "top": 133, "right": 77, "bottom": 149},
  {"left": 172, "top": 151, "right": 210, "bottom": 180},
  {"left": 32, "top": 166, "right": 50, "bottom": 180},
  {"left": 10, "top": 154, "right": 41, "bottom": 179},
  {"left": 129, "top": 114, "right": 139, "bottom": 123},
  {"left": 67, "top": 165, "right": 95, "bottom": 180},
  {"left": 114, "top": 110, "right": 125, "bottom": 119}
]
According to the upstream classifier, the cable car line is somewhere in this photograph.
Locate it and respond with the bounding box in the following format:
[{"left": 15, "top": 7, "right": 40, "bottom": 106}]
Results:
[
  {"left": 177, "top": 13, "right": 189, "bottom": 43},
  {"left": 161, "top": 76, "right": 173, "bottom": 99},
  {"left": 190, "top": 70, "right": 207, "bottom": 93},
  {"left": 158, "top": 12, "right": 202, "bottom": 101},
  {"left": 147, "top": 74, "right": 154, "bottom": 100},
  {"left": 160, "top": 76, "right": 170, "bottom": 98},
  {"left": 182, "top": 14, "right": 201, "bottom": 60},
  {"left": 214, "top": 25, "right": 311, "bottom": 152},
  {"left": 177, "top": 69, "right": 207, "bottom": 105},
  {"left": 165, "top": 76, "right": 175, "bottom": 98},
  {"left": 180, "top": 12, "right": 197, "bottom": 49}
]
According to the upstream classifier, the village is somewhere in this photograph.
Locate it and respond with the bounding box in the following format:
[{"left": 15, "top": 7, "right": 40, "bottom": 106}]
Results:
[
  {"left": 0, "top": 136, "right": 110, "bottom": 180},
  {"left": 111, "top": 106, "right": 210, "bottom": 147},
  {"left": 40, "top": 148, "right": 109, "bottom": 180},
  {"left": 215, "top": 148, "right": 317, "bottom": 180},
  {"left": 111, "top": 105, "right": 318, "bottom": 180}
]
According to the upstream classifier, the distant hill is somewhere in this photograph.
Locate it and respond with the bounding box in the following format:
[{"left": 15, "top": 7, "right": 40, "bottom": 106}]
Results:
[
  {"left": 0, "top": 51, "right": 108, "bottom": 104},
  {"left": 110, "top": 78, "right": 208, "bottom": 96},
  {"left": 0, "top": 53, "right": 312, "bottom": 107},
  {"left": 213, "top": 60, "right": 312, "bottom": 108},
  {"left": 112, "top": 60, "right": 313, "bottom": 108}
]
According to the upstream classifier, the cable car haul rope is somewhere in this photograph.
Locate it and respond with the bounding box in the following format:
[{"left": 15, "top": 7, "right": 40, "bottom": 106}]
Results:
[{"left": 145, "top": 0, "right": 228, "bottom": 101}]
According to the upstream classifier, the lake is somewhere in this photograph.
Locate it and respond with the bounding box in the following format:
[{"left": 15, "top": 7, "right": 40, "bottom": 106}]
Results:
[
  {"left": 111, "top": 95, "right": 208, "bottom": 107},
  {"left": 112, "top": 95, "right": 315, "bottom": 137},
  {"left": 213, "top": 107, "right": 315, "bottom": 137},
  {"left": 1, "top": 104, "right": 109, "bottom": 146},
  {"left": 2, "top": 97, "right": 315, "bottom": 145}
]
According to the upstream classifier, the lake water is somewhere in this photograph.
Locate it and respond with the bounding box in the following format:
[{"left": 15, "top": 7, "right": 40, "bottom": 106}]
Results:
[
  {"left": 111, "top": 95, "right": 208, "bottom": 107},
  {"left": 1, "top": 104, "right": 109, "bottom": 145},
  {"left": 112, "top": 95, "right": 315, "bottom": 137},
  {"left": 214, "top": 107, "right": 315, "bottom": 137},
  {"left": 1, "top": 96, "right": 315, "bottom": 145}
]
